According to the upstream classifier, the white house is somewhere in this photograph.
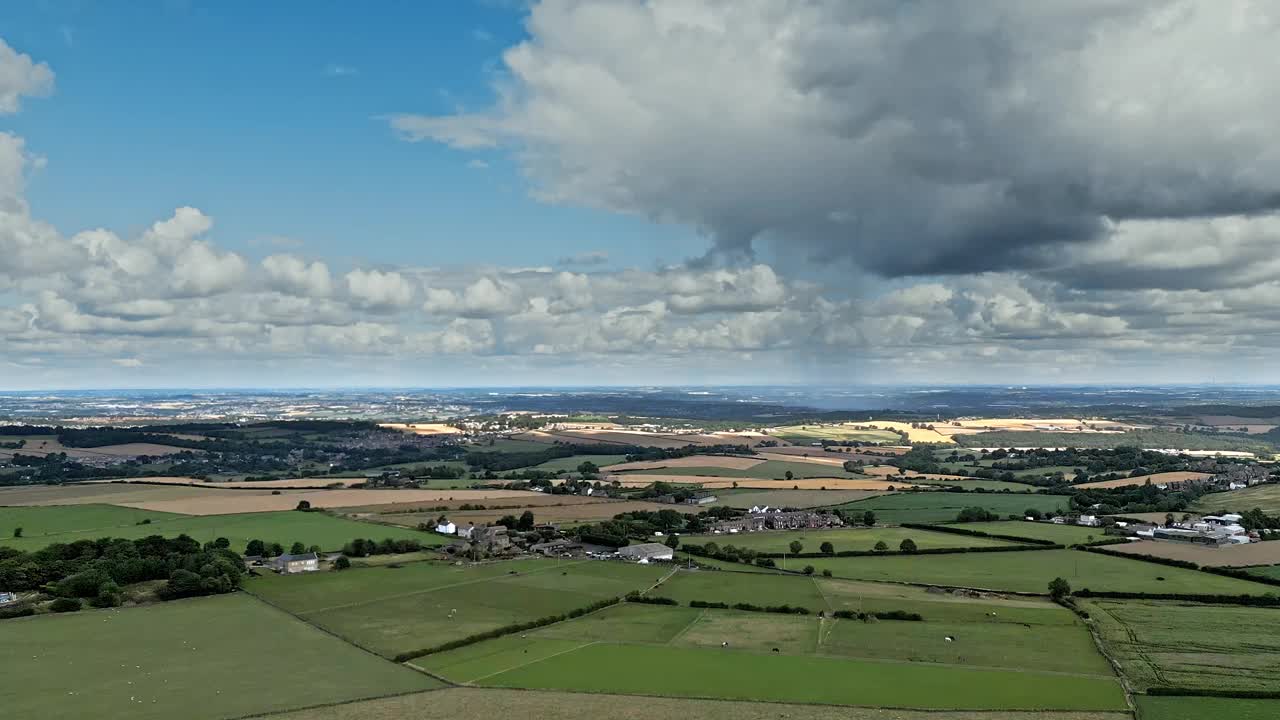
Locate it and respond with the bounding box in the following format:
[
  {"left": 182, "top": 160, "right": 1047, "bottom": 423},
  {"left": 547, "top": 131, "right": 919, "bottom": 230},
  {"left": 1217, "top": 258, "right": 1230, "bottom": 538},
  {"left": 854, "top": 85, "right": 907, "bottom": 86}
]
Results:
[
  {"left": 1229, "top": 482, "right": 1248, "bottom": 491},
  {"left": 436, "top": 521, "right": 457, "bottom": 535},
  {"left": 1077, "top": 515, "right": 1101, "bottom": 527},
  {"left": 273, "top": 552, "right": 319, "bottom": 574}
]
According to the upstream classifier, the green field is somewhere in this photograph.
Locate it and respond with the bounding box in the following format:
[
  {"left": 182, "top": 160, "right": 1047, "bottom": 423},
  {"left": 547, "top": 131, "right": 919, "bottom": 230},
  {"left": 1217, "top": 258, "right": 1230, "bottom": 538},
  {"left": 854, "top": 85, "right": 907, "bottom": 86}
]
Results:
[
  {"left": 248, "top": 558, "right": 667, "bottom": 658},
  {"left": 955, "top": 429, "right": 1270, "bottom": 453},
  {"left": 0, "top": 503, "right": 183, "bottom": 539},
  {"left": 468, "top": 438, "right": 558, "bottom": 452},
  {"left": 0, "top": 594, "right": 437, "bottom": 720},
  {"left": 943, "top": 520, "right": 1106, "bottom": 545},
  {"left": 531, "top": 454, "right": 629, "bottom": 472},
  {"left": 816, "top": 577, "right": 1079, "bottom": 626},
  {"left": 259, "top": 688, "right": 1135, "bottom": 720},
  {"left": 910, "top": 478, "right": 1041, "bottom": 492},
  {"left": 1084, "top": 599, "right": 1280, "bottom": 693},
  {"left": 1135, "top": 696, "right": 1280, "bottom": 720},
  {"left": 708, "top": 488, "right": 885, "bottom": 509},
  {"left": 838, "top": 493, "right": 1074, "bottom": 525},
  {"left": 470, "top": 641, "right": 1125, "bottom": 710},
  {"left": 681, "top": 527, "right": 1016, "bottom": 555},
  {"left": 657, "top": 569, "right": 827, "bottom": 608},
  {"left": 1246, "top": 564, "right": 1280, "bottom": 581},
  {"left": 0, "top": 509, "right": 442, "bottom": 554},
  {"left": 803, "top": 549, "right": 1272, "bottom": 594},
  {"left": 1195, "top": 484, "right": 1280, "bottom": 515},
  {"left": 619, "top": 460, "right": 867, "bottom": 480}
]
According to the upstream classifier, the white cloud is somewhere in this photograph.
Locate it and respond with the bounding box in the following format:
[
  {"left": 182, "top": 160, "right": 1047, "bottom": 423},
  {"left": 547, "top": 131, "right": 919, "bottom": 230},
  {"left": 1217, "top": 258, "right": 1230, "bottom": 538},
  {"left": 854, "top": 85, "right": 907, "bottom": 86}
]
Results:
[
  {"left": 345, "top": 268, "right": 414, "bottom": 310},
  {"left": 0, "top": 38, "right": 54, "bottom": 114},
  {"left": 262, "top": 254, "right": 333, "bottom": 297}
]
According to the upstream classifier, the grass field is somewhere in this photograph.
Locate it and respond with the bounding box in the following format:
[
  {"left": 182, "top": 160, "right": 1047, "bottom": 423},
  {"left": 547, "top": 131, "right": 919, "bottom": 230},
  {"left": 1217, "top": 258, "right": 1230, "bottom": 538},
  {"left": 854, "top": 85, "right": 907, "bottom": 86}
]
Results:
[
  {"left": 615, "top": 459, "right": 867, "bottom": 480},
  {"left": 0, "top": 503, "right": 183, "bottom": 539},
  {"left": 944, "top": 520, "right": 1106, "bottom": 545},
  {"left": 248, "top": 558, "right": 668, "bottom": 658},
  {"left": 681, "top": 527, "right": 1017, "bottom": 554},
  {"left": 955, "top": 429, "right": 1269, "bottom": 453},
  {"left": 531, "top": 454, "right": 629, "bottom": 472},
  {"left": 801, "top": 549, "right": 1272, "bottom": 594},
  {"left": 0, "top": 509, "right": 442, "bottom": 553},
  {"left": 1247, "top": 564, "right": 1280, "bottom": 580},
  {"left": 470, "top": 642, "right": 1125, "bottom": 711},
  {"left": 1135, "top": 696, "right": 1280, "bottom": 720},
  {"left": 258, "top": 688, "right": 1134, "bottom": 720},
  {"left": 0, "top": 594, "right": 437, "bottom": 720},
  {"left": 708, "top": 488, "right": 885, "bottom": 509},
  {"left": 1195, "top": 484, "right": 1280, "bottom": 514},
  {"left": 377, "top": 499, "right": 684, "bottom": 528},
  {"left": 1075, "top": 471, "right": 1212, "bottom": 490},
  {"left": 837, "top": 493, "right": 1074, "bottom": 525},
  {"left": 817, "top": 577, "right": 1078, "bottom": 626},
  {"left": 769, "top": 425, "right": 905, "bottom": 445},
  {"left": 657, "top": 568, "right": 827, "bottom": 608},
  {"left": 1084, "top": 598, "right": 1280, "bottom": 693}
]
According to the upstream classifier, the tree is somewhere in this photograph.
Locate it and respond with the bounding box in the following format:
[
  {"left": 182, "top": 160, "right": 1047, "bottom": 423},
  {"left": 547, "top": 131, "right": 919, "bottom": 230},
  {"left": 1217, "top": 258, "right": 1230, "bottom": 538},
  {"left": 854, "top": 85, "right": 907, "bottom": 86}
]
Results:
[
  {"left": 873, "top": 540, "right": 889, "bottom": 552},
  {"left": 517, "top": 510, "right": 536, "bottom": 531},
  {"left": 802, "top": 565, "right": 815, "bottom": 575},
  {"left": 1048, "top": 577, "right": 1071, "bottom": 600},
  {"left": 497, "top": 515, "right": 519, "bottom": 529},
  {"left": 295, "top": 500, "right": 312, "bottom": 511},
  {"left": 899, "top": 538, "right": 917, "bottom": 553},
  {"left": 246, "top": 539, "right": 266, "bottom": 557},
  {"left": 268, "top": 542, "right": 284, "bottom": 557},
  {"left": 1164, "top": 512, "right": 1175, "bottom": 528},
  {"left": 577, "top": 461, "right": 599, "bottom": 476},
  {"left": 703, "top": 541, "right": 720, "bottom": 556},
  {"left": 863, "top": 511, "right": 876, "bottom": 526},
  {"left": 664, "top": 535, "right": 680, "bottom": 549},
  {"left": 819, "top": 541, "right": 834, "bottom": 555},
  {"left": 785, "top": 470, "right": 794, "bottom": 481},
  {"left": 788, "top": 540, "right": 804, "bottom": 555},
  {"left": 333, "top": 556, "right": 351, "bottom": 570},
  {"left": 290, "top": 542, "right": 307, "bottom": 555},
  {"left": 49, "top": 597, "right": 82, "bottom": 613},
  {"left": 1025, "top": 508, "right": 1043, "bottom": 521},
  {"left": 822, "top": 568, "right": 833, "bottom": 577},
  {"left": 12, "top": 527, "right": 22, "bottom": 538},
  {"left": 213, "top": 537, "right": 230, "bottom": 549}
]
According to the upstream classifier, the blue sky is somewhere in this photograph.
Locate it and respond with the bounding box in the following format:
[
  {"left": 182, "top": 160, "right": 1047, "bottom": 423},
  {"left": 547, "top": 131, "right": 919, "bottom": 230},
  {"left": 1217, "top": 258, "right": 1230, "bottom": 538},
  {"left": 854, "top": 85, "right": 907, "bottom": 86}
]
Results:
[
  {"left": 1, "top": 1, "right": 692, "bottom": 270},
  {"left": 1, "top": 2, "right": 1278, "bottom": 389}
]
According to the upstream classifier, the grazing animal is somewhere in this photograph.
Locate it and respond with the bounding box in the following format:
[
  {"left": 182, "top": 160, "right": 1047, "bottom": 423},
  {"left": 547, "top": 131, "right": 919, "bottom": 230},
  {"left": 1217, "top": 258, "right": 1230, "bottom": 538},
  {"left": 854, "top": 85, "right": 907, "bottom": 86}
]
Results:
[
  {"left": 944, "top": 636, "right": 955, "bottom": 642},
  {"left": 721, "top": 641, "right": 728, "bottom": 648}
]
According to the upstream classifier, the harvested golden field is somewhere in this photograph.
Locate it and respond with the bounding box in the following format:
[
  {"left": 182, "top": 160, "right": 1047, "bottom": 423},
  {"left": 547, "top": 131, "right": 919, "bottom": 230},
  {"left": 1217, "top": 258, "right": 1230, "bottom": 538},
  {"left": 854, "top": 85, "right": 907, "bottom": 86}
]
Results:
[
  {"left": 606, "top": 455, "right": 764, "bottom": 471},
  {"left": 113, "top": 487, "right": 542, "bottom": 515},
  {"left": 257, "top": 688, "right": 1130, "bottom": 720},
  {"left": 607, "top": 474, "right": 914, "bottom": 491},
  {"left": 756, "top": 452, "right": 850, "bottom": 467},
  {"left": 860, "top": 465, "right": 973, "bottom": 482},
  {"left": 515, "top": 428, "right": 777, "bottom": 448},
  {"left": 379, "top": 422, "right": 463, "bottom": 435},
  {"left": 93, "top": 476, "right": 366, "bottom": 489},
  {"left": 376, "top": 500, "right": 688, "bottom": 528},
  {"left": 1105, "top": 539, "right": 1280, "bottom": 568},
  {"left": 1075, "top": 471, "right": 1212, "bottom": 489}
]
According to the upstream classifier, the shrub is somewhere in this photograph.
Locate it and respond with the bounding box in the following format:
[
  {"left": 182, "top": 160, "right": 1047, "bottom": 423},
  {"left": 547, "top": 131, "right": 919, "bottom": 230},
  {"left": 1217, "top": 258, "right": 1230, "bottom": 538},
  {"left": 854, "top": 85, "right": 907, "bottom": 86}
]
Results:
[
  {"left": 49, "top": 597, "right": 81, "bottom": 613},
  {"left": 624, "top": 592, "right": 678, "bottom": 605},
  {"left": 689, "top": 600, "right": 729, "bottom": 609},
  {"left": 822, "top": 568, "right": 833, "bottom": 577},
  {"left": 333, "top": 556, "right": 351, "bottom": 570}
]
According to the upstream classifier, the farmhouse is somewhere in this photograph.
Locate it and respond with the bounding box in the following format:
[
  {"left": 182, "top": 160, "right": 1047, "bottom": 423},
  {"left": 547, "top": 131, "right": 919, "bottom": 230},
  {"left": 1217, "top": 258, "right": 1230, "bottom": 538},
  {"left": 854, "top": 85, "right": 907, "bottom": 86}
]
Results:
[
  {"left": 435, "top": 520, "right": 457, "bottom": 535},
  {"left": 684, "top": 492, "right": 718, "bottom": 505},
  {"left": 272, "top": 552, "right": 319, "bottom": 574},
  {"left": 618, "top": 543, "right": 674, "bottom": 563}
]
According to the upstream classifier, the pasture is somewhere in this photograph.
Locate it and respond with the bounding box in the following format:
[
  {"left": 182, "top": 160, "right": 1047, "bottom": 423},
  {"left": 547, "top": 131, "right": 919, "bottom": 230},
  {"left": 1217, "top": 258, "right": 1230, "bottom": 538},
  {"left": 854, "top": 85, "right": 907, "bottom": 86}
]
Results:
[
  {"left": 248, "top": 558, "right": 667, "bottom": 658},
  {"left": 837, "top": 493, "right": 1073, "bottom": 525},
  {"left": 531, "top": 453, "right": 629, "bottom": 472},
  {"left": 657, "top": 569, "right": 827, "bottom": 608},
  {"left": 1195, "top": 483, "right": 1280, "bottom": 515},
  {"left": 709, "top": 488, "right": 886, "bottom": 509},
  {"left": 1135, "top": 696, "right": 1280, "bottom": 720},
  {"left": 681, "top": 527, "right": 1017, "bottom": 554},
  {"left": 468, "top": 641, "right": 1126, "bottom": 711},
  {"left": 945, "top": 520, "right": 1105, "bottom": 545},
  {"left": 1103, "top": 538, "right": 1280, "bottom": 568},
  {"left": 1084, "top": 598, "right": 1280, "bottom": 693},
  {"left": 0, "top": 509, "right": 441, "bottom": 553},
  {"left": 258, "top": 687, "right": 1134, "bottom": 720},
  {"left": 0, "top": 504, "right": 181, "bottom": 540},
  {"left": 613, "top": 459, "right": 867, "bottom": 480},
  {"left": 768, "top": 423, "right": 913, "bottom": 444},
  {"left": 0, "top": 593, "right": 437, "bottom": 720},
  {"left": 816, "top": 577, "right": 1079, "bottom": 626},
  {"left": 606, "top": 455, "right": 764, "bottom": 472},
  {"left": 801, "top": 549, "right": 1271, "bottom": 594},
  {"left": 613, "top": 476, "right": 904, "bottom": 491},
  {"left": 376, "top": 499, "right": 688, "bottom": 528},
  {"left": 111, "top": 487, "right": 539, "bottom": 515}
]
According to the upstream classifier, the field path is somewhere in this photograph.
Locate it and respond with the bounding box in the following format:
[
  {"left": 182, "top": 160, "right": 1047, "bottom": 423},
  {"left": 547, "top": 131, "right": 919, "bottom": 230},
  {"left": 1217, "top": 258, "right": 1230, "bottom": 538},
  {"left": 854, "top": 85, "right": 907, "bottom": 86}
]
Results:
[
  {"left": 667, "top": 609, "right": 708, "bottom": 645},
  {"left": 296, "top": 560, "right": 593, "bottom": 616}
]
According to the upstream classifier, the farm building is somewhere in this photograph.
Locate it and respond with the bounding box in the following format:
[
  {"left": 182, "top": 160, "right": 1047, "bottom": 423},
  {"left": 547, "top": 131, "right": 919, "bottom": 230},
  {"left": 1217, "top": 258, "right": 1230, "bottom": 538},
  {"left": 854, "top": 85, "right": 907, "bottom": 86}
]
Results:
[
  {"left": 0, "top": 591, "right": 16, "bottom": 605},
  {"left": 435, "top": 521, "right": 457, "bottom": 535},
  {"left": 684, "top": 492, "right": 718, "bottom": 505},
  {"left": 272, "top": 552, "right": 320, "bottom": 574},
  {"left": 618, "top": 543, "right": 674, "bottom": 563},
  {"left": 711, "top": 510, "right": 843, "bottom": 534}
]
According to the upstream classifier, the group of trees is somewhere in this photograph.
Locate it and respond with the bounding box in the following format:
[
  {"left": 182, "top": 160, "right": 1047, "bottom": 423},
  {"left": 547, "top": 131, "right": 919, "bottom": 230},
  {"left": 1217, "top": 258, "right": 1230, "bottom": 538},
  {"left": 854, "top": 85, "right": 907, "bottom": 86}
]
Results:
[
  {"left": 340, "top": 537, "right": 423, "bottom": 558},
  {"left": 495, "top": 510, "right": 537, "bottom": 531},
  {"left": 0, "top": 534, "right": 245, "bottom": 613}
]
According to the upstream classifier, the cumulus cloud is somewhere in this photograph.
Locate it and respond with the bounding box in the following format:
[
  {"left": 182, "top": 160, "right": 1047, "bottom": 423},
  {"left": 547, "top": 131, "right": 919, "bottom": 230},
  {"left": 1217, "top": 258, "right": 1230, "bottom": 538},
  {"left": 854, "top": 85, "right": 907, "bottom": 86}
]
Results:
[
  {"left": 263, "top": 254, "right": 333, "bottom": 297},
  {"left": 400, "top": 0, "right": 1280, "bottom": 281},
  {"left": 345, "top": 269, "right": 415, "bottom": 310},
  {"left": 0, "top": 38, "right": 54, "bottom": 114}
]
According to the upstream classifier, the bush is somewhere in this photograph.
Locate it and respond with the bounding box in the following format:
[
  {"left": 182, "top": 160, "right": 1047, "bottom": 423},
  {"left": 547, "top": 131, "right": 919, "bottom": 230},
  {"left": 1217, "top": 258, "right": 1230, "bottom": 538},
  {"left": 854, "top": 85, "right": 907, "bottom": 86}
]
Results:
[
  {"left": 822, "top": 568, "right": 833, "bottom": 577},
  {"left": 0, "top": 606, "right": 35, "bottom": 620},
  {"left": 333, "top": 556, "right": 351, "bottom": 570},
  {"left": 624, "top": 592, "right": 678, "bottom": 605},
  {"left": 689, "top": 600, "right": 729, "bottom": 609},
  {"left": 831, "top": 609, "right": 923, "bottom": 622},
  {"left": 49, "top": 597, "right": 81, "bottom": 613}
]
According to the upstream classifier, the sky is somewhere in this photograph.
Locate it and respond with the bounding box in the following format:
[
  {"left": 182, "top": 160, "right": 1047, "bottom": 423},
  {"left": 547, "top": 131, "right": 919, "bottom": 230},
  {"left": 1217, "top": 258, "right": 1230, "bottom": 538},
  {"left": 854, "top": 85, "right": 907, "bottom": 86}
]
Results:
[{"left": 1, "top": 1, "right": 1279, "bottom": 389}]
